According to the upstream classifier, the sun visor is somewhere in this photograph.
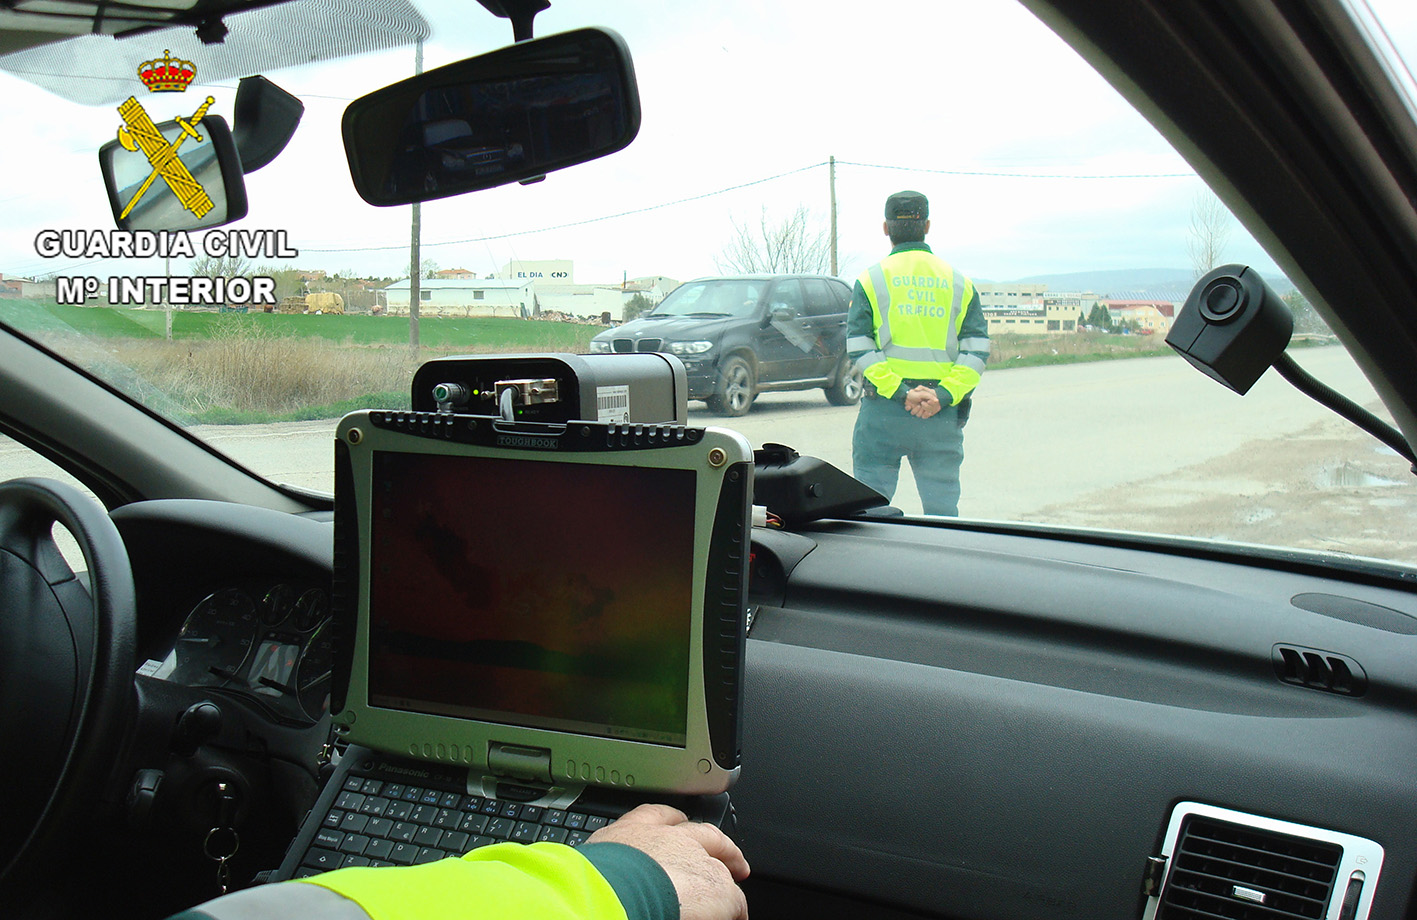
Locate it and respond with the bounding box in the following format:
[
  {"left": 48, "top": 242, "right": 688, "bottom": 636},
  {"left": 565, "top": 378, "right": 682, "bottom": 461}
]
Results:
[{"left": 0, "top": 0, "right": 429, "bottom": 105}]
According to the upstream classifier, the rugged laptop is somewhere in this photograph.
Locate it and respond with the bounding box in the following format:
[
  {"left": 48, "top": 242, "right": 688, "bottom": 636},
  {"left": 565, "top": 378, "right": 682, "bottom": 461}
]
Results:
[{"left": 274, "top": 411, "right": 751, "bottom": 879}]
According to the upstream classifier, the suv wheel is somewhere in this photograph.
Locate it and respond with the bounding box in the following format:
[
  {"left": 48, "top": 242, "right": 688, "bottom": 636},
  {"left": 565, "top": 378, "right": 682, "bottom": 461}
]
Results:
[
  {"left": 708, "top": 356, "right": 756, "bottom": 417},
  {"left": 825, "top": 354, "right": 864, "bottom": 406}
]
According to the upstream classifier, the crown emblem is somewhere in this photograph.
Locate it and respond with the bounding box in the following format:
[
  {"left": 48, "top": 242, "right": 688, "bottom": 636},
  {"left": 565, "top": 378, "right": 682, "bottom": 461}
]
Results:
[{"left": 137, "top": 50, "right": 196, "bottom": 92}]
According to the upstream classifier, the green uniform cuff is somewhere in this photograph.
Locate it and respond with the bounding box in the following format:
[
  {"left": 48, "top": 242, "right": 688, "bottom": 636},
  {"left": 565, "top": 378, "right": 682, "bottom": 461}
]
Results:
[{"left": 578, "top": 842, "right": 680, "bottom": 920}]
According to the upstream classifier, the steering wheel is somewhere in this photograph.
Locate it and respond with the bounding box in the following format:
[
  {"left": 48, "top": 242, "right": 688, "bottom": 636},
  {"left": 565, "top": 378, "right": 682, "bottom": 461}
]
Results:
[{"left": 0, "top": 478, "right": 136, "bottom": 896}]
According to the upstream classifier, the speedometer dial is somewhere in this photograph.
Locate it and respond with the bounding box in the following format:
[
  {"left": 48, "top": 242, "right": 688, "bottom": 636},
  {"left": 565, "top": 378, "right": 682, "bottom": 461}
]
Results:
[
  {"left": 261, "top": 583, "right": 298, "bottom": 626},
  {"left": 296, "top": 621, "right": 336, "bottom": 721},
  {"left": 292, "top": 587, "right": 328, "bottom": 631},
  {"left": 171, "top": 588, "right": 258, "bottom": 686}
]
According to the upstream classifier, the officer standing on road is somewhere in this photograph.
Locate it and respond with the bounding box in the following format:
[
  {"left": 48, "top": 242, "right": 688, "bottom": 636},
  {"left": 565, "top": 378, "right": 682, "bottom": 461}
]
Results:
[{"left": 847, "top": 191, "right": 990, "bottom": 516}]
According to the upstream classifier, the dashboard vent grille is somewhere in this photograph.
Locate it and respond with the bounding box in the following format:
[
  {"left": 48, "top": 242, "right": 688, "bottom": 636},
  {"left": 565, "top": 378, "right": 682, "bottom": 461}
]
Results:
[
  {"left": 1273, "top": 644, "right": 1367, "bottom": 696},
  {"left": 1158, "top": 815, "right": 1343, "bottom": 919}
]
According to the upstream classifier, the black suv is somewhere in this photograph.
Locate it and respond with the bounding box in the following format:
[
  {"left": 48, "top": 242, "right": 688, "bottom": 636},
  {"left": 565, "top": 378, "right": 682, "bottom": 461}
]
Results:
[{"left": 588, "top": 274, "right": 862, "bottom": 416}]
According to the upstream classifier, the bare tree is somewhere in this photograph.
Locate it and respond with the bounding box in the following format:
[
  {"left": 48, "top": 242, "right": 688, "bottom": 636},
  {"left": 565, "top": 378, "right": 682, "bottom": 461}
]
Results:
[
  {"left": 254, "top": 264, "right": 306, "bottom": 302},
  {"left": 406, "top": 257, "right": 440, "bottom": 280},
  {"left": 190, "top": 253, "right": 252, "bottom": 278},
  {"left": 1187, "top": 191, "right": 1232, "bottom": 279},
  {"left": 715, "top": 205, "right": 831, "bottom": 274}
]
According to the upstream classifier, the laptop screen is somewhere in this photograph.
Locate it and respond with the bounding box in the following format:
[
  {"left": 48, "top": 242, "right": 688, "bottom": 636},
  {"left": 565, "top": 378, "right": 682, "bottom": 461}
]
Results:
[
  {"left": 367, "top": 450, "right": 695, "bottom": 748},
  {"left": 333, "top": 410, "right": 750, "bottom": 795}
]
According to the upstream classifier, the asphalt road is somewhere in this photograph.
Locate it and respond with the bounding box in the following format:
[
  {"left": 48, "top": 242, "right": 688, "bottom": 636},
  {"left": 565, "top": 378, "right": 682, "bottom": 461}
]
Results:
[
  {"left": 7, "top": 345, "right": 1415, "bottom": 564},
  {"left": 680, "top": 345, "right": 1390, "bottom": 520}
]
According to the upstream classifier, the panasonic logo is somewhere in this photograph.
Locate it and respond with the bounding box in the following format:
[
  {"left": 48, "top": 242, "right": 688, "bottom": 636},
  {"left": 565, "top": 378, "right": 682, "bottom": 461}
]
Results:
[
  {"left": 496, "top": 434, "right": 560, "bottom": 450},
  {"left": 378, "top": 763, "right": 432, "bottom": 778}
]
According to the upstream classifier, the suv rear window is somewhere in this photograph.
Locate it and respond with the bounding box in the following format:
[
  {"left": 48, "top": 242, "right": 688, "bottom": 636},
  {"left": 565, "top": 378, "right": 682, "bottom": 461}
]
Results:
[{"left": 801, "top": 278, "right": 846, "bottom": 316}]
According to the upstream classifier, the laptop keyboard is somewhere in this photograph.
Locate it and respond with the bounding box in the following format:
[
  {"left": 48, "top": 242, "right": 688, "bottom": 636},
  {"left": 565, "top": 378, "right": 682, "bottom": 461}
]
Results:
[{"left": 294, "top": 773, "right": 616, "bottom": 878}]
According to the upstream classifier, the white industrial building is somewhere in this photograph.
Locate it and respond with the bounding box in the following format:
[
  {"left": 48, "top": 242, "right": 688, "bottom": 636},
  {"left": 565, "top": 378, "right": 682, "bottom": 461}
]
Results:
[
  {"left": 383, "top": 278, "right": 535, "bottom": 317},
  {"left": 381, "top": 262, "right": 681, "bottom": 323},
  {"left": 495, "top": 260, "right": 574, "bottom": 283},
  {"left": 534, "top": 284, "right": 626, "bottom": 323}
]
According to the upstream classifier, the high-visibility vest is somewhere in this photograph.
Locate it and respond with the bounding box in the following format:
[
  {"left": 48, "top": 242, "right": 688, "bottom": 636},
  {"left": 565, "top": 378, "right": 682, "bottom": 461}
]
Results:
[{"left": 848, "top": 249, "right": 987, "bottom": 403}]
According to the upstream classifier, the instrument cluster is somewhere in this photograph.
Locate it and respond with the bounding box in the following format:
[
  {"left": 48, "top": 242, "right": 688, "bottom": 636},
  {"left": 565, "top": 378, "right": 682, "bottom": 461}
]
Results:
[{"left": 153, "top": 581, "right": 335, "bottom": 725}]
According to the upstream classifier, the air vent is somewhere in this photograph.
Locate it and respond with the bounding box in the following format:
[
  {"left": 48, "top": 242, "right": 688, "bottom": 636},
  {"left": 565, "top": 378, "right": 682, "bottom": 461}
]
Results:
[
  {"left": 1143, "top": 803, "right": 1384, "bottom": 920},
  {"left": 1157, "top": 816, "right": 1341, "bottom": 919},
  {"left": 1272, "top": 644, "right": 1367, "bottom": 696}
]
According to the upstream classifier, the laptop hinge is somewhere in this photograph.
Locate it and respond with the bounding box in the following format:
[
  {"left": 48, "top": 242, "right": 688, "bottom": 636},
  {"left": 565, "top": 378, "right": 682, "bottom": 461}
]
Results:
[{"left": 487, "top": 743, "right": 553, "bottom": 782}]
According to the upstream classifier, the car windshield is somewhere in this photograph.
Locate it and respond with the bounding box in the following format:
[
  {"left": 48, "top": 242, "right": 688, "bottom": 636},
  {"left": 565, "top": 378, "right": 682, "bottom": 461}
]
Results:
[
  {"left": 650, "top": 281, "right": 765, "bottom": 318},
  {"left": 2, "top": 0, "right": 1416, "bottom": 570}
]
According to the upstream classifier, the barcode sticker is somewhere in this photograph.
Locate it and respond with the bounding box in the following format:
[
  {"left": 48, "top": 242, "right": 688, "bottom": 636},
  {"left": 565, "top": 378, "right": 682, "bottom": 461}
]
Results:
[{"left": 597, "top": 385, "right": 630, "bottom": 423}]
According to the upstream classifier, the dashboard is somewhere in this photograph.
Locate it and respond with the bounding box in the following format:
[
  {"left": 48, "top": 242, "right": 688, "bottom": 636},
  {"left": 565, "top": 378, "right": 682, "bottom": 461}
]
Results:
[
  {"left": 104, "top": 497, "right": 1417, "bottom": 919},
  {"left": 147, "top": 581, "right": 333, "bottom": 725},
  {"left": 111, "top": 498, "right": 337, "bottom": 714}
]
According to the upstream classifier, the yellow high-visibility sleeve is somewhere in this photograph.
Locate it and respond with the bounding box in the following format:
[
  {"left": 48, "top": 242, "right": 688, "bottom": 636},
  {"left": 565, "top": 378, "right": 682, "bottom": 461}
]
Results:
[
  {"left": 938, "top": 364, "right": 982, "bottom": 406},
  {"left": 299, "top": 843, "right": 633, "bottom": 920}
]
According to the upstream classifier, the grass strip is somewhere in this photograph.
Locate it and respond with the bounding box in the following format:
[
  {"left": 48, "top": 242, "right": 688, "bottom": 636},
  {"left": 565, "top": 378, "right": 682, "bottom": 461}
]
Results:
[{"left": 187, "top": 391, "right": 413, "bottom": 425}]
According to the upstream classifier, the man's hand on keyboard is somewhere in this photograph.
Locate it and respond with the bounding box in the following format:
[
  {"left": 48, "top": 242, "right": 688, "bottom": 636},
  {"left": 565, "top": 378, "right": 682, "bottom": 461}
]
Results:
[{"left": 587, "top": 804, "right": 750, "bottom": 920}]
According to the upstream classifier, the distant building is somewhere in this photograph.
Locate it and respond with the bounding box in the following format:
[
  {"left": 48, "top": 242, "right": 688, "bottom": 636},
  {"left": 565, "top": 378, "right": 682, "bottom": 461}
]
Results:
[
  {"left": 1102, "top": 299, "right": 1175, "bottom": 335},
  {"left": 496, "top": 260, "right": 573, "bottom": 283},
  {"left": 626, "top": 275, "right": 680, "bottom": 296},
  {"left": 977, "top": 281, "right": 1048, "bottom": 310},
  {"left": 1043, "top": 294, "right": 1087, "bottom": 332},
  {"left": 0, "top": 274, "right": 55, "bottom": 300},
  {"left": 383, "top": 277, "right": 535, "bottom": 317},
  {"left": 536, "top": 284, "right": 626, "bottom": 323},
  {"left": 399, "top": 262, "right": 673, "bottom": 322},
  {"left": 623, "top": 275, "right": 680, "bottom": 304},
  {"left": 977, "top": 282, "right": 1096, "bottom": 335},
  {"left": 483, "top": 263, "right": 677, "bottom": 321}
]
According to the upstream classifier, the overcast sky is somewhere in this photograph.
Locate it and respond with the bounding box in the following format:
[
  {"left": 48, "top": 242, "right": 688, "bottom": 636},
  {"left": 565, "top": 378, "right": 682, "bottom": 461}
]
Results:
[{"left": 3, "top": 0, "right": 1416, "bottom": 289}]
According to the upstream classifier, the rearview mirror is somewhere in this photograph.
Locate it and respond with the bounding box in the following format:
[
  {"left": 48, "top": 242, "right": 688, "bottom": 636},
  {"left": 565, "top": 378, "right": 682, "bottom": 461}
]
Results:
[{"left": 342, "top": 27, "right": 641, "bottom": 207}]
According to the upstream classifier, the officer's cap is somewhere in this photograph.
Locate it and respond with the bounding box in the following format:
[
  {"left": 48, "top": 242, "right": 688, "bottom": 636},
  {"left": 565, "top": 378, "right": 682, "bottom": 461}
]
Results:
[{"left": 885, "top": 190, "right": 928, "bottom": 220}]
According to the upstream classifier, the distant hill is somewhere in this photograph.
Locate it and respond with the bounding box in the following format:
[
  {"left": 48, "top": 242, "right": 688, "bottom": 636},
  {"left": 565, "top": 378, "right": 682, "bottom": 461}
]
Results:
[{"left": 982, "top": 268, "right": 1295, "bottom": 303}]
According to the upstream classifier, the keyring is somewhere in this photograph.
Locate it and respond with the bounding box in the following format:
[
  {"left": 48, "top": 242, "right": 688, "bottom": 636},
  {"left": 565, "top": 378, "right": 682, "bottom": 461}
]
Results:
[{"left": 204, "top": 825, "right": 240, "bottom": 862}]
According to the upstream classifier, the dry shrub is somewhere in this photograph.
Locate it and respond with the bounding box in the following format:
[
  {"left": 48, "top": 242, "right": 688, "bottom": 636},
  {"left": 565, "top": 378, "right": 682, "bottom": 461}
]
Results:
[
  {"left": 115, "top": 320, "right": 421, "bottom": 415},
  {"left": 990, "top": 331, "right": 1170, "bottom": 365}
]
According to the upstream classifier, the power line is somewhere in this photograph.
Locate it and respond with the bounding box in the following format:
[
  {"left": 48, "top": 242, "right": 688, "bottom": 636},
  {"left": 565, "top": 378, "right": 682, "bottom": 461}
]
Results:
[
  {"left": 5, "top": 254, "right": 125, "bottom": 278},
  {"left": 9, "top": 156, "right": 1195, "bottom": 272},
  {"left": 302, "top": 157, "right": 1193, "bottom": 254},
  {"left": 836, "top": 158, "right": 1192, "bottom": 180},
  {"left": 303, "top": 162, "right": 829, "bottom": 253}
]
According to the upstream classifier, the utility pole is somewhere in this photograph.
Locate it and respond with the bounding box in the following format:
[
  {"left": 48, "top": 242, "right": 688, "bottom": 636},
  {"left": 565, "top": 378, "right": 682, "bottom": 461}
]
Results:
[
  {"left": 164, "top": 254, "right": 172, "bottom": 340},
  {"left": 408, "top": 38, "right": 424, "bottom": 349},
  {"left": 829, "top": 155, "right": 838, "bottom": 276}
]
